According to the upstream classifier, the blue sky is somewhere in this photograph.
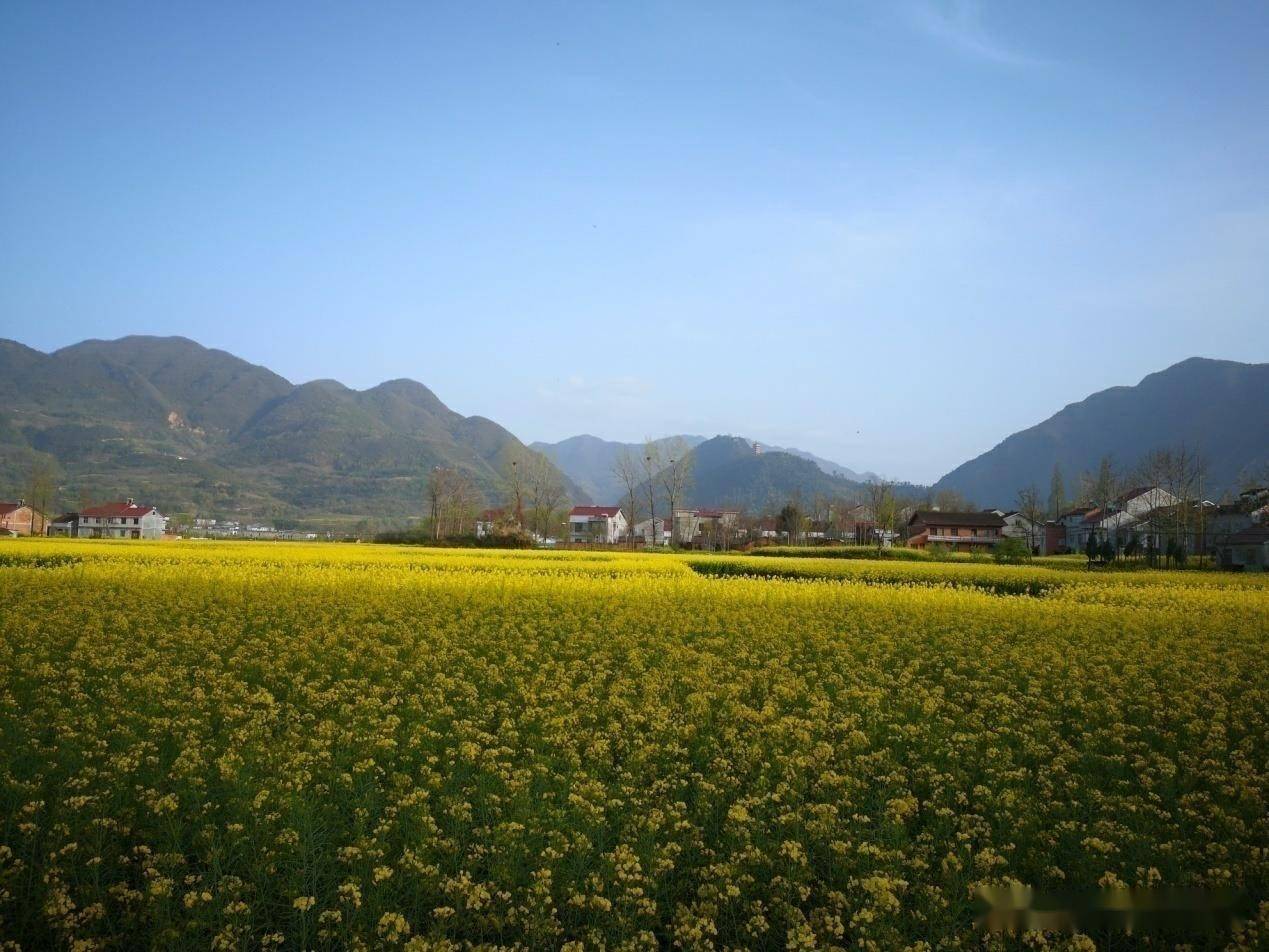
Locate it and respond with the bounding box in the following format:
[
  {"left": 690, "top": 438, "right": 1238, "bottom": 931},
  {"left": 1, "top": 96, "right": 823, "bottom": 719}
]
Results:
[{"left": 2, "top": 1, "right": 1267, "bottom": 483}]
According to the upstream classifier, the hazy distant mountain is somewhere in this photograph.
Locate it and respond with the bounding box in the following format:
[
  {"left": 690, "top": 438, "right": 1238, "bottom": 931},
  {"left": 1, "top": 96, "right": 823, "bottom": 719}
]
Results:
[
  {"left": 534, "top": 432, "right": 888, "bottom": 505},
  {"left": 934, "top": 357, "right": 1269, "bottom": 506},
  {"left": 0, "top": 335, "right": 587, "bottom": 523},
  {"left": 762, "top": 444, "right": 879, "bottom": 483},
  {"left": 530, "top": 434, "right": 706, "bottom": 504},
  {"left": 625, "top": 436, "right": 893, "bottom": 514}
]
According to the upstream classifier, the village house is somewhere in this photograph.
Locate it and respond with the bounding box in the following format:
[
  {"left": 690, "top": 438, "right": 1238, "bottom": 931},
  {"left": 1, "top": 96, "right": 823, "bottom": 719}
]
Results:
[
  {"left": 1054, "top": 506, "right": 1094, "bottom": 553},
  {"left": 990, "top": 510, "right": 1044, "bottom": 553},
  {"left": 1204, "top": 490, "right": 1267, "bottom": 554},
  {"left": 1138, "top": 500, "right": 1238, "bottom": 558},
  {"left": 1041, "top": 521, "right": 1065, "bottom": 555},
  {"left": 47, "top": 512, "right": 81, "bottom": 537},
  {"left": 986, "top": 511, "right": 1065, "bottom": 555},
  {"left": 78, "top": 499, "right": 166, "bottom": 539},
  {"left": 831, "top": 504, "right": 877, "bottom": 545},
  {"left": 567, "top": 505, "right": 627, "bottom": 544},
  {"left": 196, "top": 520, "right": 242, "bottom": 538},
  {"left": 1062, "top": 487, "right": 1181, "bottom": 554},
  {"left": 474, "top": 508, "right": 506, "bottom": 539},
  {"left": 632, "top": 515, "right": 671, "bottom": 546},
  {"left": 1070, "top": 514, "right": 1109, "bottom": 553},
  {"left": 906, "top": 510, "right": 1005, "bottom": 552},
  {"left": 1207, "top": 503, "right": 1255, "bottom": 546},
  {"left": 0, "top": 500, "right": 45, "bottom": 536},
  {"left": 1217, "top": 526, "right": 1269, "bottom": 572},
  {"left": 671, "top": 507, "right": 741, "bottom": 548},
  {"left": 754, "top": 516, "right": 787, "bottom": 541}
]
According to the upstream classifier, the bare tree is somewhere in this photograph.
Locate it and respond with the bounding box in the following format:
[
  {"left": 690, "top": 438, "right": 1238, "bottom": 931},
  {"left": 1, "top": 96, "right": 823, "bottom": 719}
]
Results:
[
  {"left": 526, "top": 454, "right": 566, "bottom": 540},
  {"left": 810, "top": 493, "right": 831, "bottom": 540},
  {"left": 446, "top": 469, "right": 480, "bottom": 537},
  {"left": 503, "top": 455, "right": 526, "bottom": 529},
  {"left": 1079, "top": 455, "right": 1120, "bottom": 511},
  {"left": 719, "top": 506, "right": 742, "bottom": 551},
  {"left": 426, "top": 466, "right": 456, "bottom": 541},
  {"left": 1132, "top": 444, "right": 1208, "bottom": 565},
  {"left": 25, "top": 459, "right": 57, "bottom": 536},
  {"left": 866, "top": 480, "right": 898, "bottom": 553},
  {"left": 641, "top": 440, "right": 663, "bottom": 546},
  {"left": 657, "top": 437, "right": 693, "bottom": 546},
  {"left": 1015, "top": 484, "right": 1045, "bottom": 554},
  {"left": 613, "top": 448, "right": 644, "bottom": 548}
]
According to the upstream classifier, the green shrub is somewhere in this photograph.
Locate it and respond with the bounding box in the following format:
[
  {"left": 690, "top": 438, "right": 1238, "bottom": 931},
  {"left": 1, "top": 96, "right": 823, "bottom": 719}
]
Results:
[{"left": 993, "top": 536, "right": 1032, "bottom": 564}]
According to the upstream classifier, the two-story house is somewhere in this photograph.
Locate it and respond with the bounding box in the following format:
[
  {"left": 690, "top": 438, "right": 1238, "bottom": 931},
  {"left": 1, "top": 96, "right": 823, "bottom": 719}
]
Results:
[
  {"left": 906, "top": 510, "right": 1005, "bottom": 552},
  {"left": 78, "top": 499, "right": 166, "bottom": 539},
  {"left": 567, "top": 505, "right": 627, "bottom": 544},
  {"left": 0, "top": 500, "right": 45, "bottom": 536}
]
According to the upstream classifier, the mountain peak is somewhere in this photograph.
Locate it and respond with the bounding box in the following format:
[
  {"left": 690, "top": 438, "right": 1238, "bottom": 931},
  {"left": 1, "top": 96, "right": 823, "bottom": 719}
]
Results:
[{"left": 934, "top": 357, "right": 1269, "bottom": 505}]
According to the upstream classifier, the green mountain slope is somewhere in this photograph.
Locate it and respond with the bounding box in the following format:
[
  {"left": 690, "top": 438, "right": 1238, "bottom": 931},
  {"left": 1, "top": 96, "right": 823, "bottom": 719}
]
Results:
[
  {"left": 933, "top": 357, "right": 1269, "bottom": 506},
  {"left": 683, "top": 437, "right": 868, "bottom": 511},
  {"left": 0, "top": 336, "right": 585, "bottom": 523}
]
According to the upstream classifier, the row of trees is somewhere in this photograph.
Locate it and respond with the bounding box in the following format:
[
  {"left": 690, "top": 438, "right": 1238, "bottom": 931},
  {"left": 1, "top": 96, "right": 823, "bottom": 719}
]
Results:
[
  {"left": 423, "top": 451, "right": 569, "bottom": 541},
  {"left": 611, "top": 437, "right": 694, "bottom": 547}
]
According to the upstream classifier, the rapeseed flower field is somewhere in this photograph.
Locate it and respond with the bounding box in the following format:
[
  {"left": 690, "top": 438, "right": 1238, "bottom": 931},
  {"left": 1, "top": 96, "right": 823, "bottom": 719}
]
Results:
[{"left": 0, "top": 539, "right": 1266, "bottom": 950}]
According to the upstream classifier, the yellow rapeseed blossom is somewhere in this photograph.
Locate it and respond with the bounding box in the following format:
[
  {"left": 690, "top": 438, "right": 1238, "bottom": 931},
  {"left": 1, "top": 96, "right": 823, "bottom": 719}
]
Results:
[{"left": 0, "top": 536, "right": 1265, "bottom": 949}]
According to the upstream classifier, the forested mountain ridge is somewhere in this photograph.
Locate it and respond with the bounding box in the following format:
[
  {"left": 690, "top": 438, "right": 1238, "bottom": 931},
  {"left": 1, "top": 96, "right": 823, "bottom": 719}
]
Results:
[
  {"left": 0, "top": 336, "right": 586, "bottom": 524},
  {"left": 933, "top": 358, "right": 1269, "bottom": 505}
]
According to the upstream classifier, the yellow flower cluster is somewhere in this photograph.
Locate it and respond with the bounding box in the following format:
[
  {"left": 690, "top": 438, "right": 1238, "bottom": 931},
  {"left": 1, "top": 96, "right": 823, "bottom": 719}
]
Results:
[{"left": 0, "top": 537, "right": 1265, "bottom": 950}]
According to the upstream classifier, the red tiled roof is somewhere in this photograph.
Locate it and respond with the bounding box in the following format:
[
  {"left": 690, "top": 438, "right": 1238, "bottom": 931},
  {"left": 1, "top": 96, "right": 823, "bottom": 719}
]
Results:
[
  {"left": 81, "top": 501, "right": 156, "bottom": 518},
  {"left": 0, "top": 502, "right": 25, "bottom": 517},
  {"left": 479, "top": 508, "right": 505, "bottom": 521},
  {"left": 569, "top": 506, "right": 622, "bottom": 517},
  {"left": 908, "top": 510, "right": 1005, "bottom": 528}
]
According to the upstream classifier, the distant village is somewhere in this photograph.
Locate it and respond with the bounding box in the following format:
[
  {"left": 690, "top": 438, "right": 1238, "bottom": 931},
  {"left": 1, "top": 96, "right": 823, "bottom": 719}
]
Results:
[
  {"left": 533, "top": 483, "right": 1269, "bottom": 571},
  {"left": 0, "top": 499, "right": 319, "bottom": 542},
  {"left": 3, "top": 476, "right": 1267, "bottom": 571}
]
